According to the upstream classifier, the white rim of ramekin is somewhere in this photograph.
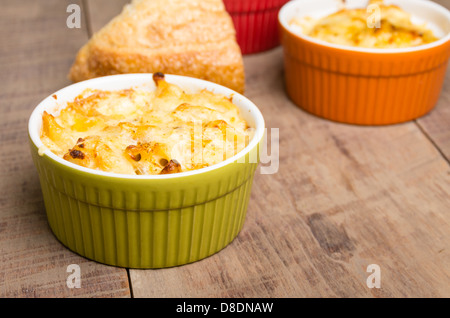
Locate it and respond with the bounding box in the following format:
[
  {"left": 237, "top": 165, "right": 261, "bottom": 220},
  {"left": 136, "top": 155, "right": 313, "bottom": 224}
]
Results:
[
  {"left": 28, "top": 73, "right": 266, "bottom": 180},
  {"left": 279, "top": 0, "right": 450, "bottom": 54}
]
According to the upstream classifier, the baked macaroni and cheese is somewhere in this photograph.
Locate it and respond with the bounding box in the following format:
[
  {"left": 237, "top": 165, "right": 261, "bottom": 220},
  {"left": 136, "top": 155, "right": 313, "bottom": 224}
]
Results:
[
  {"left": 40, "top": 73, "right": 253, "bottom": 175},
  {"left": 290, "top": 0, "right": 439, "bottom": 48}
]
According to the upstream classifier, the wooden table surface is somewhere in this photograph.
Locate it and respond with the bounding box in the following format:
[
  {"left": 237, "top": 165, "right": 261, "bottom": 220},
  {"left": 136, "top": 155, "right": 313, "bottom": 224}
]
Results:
[{"left": 1, "top": 0, "right": 449, "bottom": 298}]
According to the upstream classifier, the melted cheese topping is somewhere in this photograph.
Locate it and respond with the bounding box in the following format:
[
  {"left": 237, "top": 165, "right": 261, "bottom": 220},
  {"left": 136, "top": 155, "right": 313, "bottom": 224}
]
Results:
[
  {"left": 290, "top": 0, "right": 439, "bottom": 49},
  {"left": 40, "top": 74, "right": 254, "bottom": 175}
]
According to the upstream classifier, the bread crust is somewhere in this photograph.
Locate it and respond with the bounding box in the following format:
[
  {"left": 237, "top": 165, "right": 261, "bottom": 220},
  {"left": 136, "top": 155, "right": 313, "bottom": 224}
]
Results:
[{"left": 68, "top": 0, "right": 245, "bottom": 93}]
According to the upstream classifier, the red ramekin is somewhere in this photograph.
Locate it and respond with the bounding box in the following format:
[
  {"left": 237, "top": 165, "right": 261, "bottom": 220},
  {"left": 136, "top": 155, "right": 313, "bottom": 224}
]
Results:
[{"left": 224, "top": 0, "right": 291, "bottom": 54}]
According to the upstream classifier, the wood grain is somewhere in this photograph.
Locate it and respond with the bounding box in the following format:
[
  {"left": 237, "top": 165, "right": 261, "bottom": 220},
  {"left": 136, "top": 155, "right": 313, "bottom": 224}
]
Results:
[
  {"left": 0, "top": 0, "right": 130, "bottom": 298},
  {"left": 416, "top": 0, "right": 450, "bottom": 162},
  {"left": 128, "top": 47, "right": 450, "bottom": 298}
]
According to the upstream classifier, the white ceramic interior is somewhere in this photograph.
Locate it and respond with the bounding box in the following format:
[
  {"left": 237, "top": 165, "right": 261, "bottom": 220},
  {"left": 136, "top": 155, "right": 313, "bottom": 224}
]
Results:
[
  {"left": 28, "top": 73, "right": 266, "bottom": 179},
  {"left": 279, "top": 0, "right": 450, "bottom": 53}
]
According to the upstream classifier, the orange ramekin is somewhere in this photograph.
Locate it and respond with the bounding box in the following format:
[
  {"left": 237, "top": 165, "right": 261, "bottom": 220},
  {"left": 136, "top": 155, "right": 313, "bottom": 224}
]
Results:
[
  {"left": 279, "top": 0, "right": 450, "bottom": 125},
  {"left": 224, "top": 0, "right": 291, "bottom": 54}
]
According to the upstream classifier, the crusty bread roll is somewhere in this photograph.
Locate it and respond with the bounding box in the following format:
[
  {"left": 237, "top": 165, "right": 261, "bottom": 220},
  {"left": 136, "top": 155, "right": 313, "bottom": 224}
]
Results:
[{"left": 68, "top": 0, "right": 245, "bottom": 93}]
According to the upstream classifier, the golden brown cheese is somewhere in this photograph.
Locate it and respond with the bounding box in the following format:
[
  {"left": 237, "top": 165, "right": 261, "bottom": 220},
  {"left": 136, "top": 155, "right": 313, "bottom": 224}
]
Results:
[
  {"left": 290, "top": 0, "right": 439, "bottom": 49},
  {"left": 40, "top": 73, "right": 253, "bottom": 175}
]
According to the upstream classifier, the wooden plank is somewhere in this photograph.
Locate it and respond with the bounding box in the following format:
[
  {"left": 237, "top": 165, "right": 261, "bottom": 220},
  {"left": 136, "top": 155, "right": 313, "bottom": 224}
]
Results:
[
  {"left": 128, "top": 47, "right": 450, "bottom": 298},
  {"left": 415, "top": 1, "right": 450, "bottom": 162},
  {"left": 76, "top": 0, "right": 450, "bottom": 297},
  {"left": 0, "top": 0, "right": 130, "bottom": 297}
]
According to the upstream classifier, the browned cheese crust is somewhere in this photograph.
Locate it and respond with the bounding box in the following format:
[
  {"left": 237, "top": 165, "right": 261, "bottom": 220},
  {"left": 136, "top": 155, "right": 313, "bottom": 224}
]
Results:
[{"left": 68, "top": 0, "right": 245, "bottom": 94}]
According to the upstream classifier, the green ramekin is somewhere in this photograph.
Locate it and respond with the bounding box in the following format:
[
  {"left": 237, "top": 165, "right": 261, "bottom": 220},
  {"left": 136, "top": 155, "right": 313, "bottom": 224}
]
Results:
[{"left": 28, "top": 74, "right": 265, "bottom": 268}]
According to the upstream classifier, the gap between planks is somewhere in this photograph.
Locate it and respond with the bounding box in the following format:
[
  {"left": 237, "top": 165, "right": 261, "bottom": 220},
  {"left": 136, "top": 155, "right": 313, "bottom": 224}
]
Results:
[
  {"left": 414, "top": 120, "right": 450, "bottom": 166},
  {"left": 81, "top": 0, "right": 93, "bottom": 38}
]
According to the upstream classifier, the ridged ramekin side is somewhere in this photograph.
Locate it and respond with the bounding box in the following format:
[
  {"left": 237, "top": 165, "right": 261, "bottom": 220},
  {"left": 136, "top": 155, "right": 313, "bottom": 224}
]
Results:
[{"left": 30, "top": 141, "right": 260, "bottom": 268}]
